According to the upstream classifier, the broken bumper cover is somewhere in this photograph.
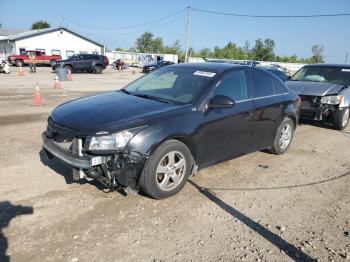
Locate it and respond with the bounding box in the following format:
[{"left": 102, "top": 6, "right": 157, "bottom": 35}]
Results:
[{"left": 42, "top": 133, "right": 106, "bottom": 169}]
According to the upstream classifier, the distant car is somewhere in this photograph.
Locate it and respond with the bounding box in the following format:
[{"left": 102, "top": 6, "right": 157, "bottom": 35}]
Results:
[
  {"left": 52, "top": 54, "right": 109, "bottom": 74},
  {"left": 142, "top": 61, "right": 174, "bottom": 73},
  {"left": 258, "top": 66, "right": 288, "bottom": 82},
  {"left": 8, "top": 50, "right": 61, "bottom": 67},
  {"left": 112, "top": 59, "right": 128, "bottom": 70},
  {"left": 271, "top": 64, "right": 290, "bottom": 75},
  {"left": 286, "top": 64, "right": 350, "bottom": 130},
  {"left": 42, "top": 63, "right": 300, "bottom": 199}
]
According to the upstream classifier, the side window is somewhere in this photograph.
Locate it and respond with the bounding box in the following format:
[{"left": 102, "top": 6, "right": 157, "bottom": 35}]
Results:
[
  {"left": 213, "top": 70, "right": 248, "bottom": 101},
  {"left": 273, "top": 79, "right": 288, "bottom": 94},
  {"left": 251, "top": 70, "right": 274, "bottom": 98}
]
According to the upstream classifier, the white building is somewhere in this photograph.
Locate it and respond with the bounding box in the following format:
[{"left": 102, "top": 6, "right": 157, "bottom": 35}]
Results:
[{"left": 0, "top": 27, "right": 104, "bottom": 60}]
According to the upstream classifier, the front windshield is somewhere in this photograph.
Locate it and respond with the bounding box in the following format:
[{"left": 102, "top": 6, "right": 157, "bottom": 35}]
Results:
[
  {"left": 291, "top": 66, "right": 350, "bottom": 86},
  {"left": 124, "top": 67, "right": 215, "bottom": 104}
]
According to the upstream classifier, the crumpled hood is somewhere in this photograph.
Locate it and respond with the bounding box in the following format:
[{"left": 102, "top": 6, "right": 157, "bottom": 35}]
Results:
[
  {"left": 286, "top": 81, "right": 345, "bottom": 96},
  {"left": 50, "top": 92, "right": 183, "bottom": 133}
]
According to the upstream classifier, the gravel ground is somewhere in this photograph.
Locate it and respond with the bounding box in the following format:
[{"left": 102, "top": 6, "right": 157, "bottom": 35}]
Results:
[{"left": 0, "top": 66, "right": 349, "bottom": 262}]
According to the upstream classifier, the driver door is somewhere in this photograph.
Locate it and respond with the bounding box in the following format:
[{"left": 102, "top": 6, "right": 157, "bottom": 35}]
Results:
[{"left": 195, "top": 70, "right": 254, "bottom": 167}]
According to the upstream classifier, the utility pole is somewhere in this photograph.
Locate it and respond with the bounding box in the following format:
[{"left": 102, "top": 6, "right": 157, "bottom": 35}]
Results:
[
  {"left": 345, "top": 52, "right": 349, "bottom": 64},
  {"left": 184, "top": 6, "right": 192, "bottom": 63}
]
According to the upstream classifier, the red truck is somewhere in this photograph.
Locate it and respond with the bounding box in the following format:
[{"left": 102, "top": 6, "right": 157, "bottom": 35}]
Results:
[{"left": 8, "top": 50, "right": 62, "bottom": 67}]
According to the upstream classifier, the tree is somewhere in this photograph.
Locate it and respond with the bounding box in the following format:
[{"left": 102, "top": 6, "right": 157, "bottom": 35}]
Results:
[
  {"left": 31, "top": 20, "right": 50, "bottom": 30},
  {"left": 198, "top": 48, "right": 211, "bottom": 58},
  {"left": 310, "top": 45, "right": 324, "bottom": 63},
  {"left": 251, "top": 38, "right": 275, "bottom": 61},
  {"left": 114, "top": 47, "right": 124, "bottom": 51}
]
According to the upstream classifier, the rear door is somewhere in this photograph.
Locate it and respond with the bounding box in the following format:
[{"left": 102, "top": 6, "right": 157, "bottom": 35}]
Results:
[
  {"left": 196, "top": 69, "right": 254, "bottom": 166},
  {"left": 248, "top": 69, "right": 287, "bottom": 151}
]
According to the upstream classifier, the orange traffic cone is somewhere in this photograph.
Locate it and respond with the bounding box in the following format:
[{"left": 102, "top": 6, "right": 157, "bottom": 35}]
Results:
[
  {"left": 67, "top": 69, "right": 73, "bottom": 81},
  {"left": 53, "top": 75, "right": 61, "bottom": 89},
  {"left": 33, "top": 83, "right": 43, "bottom": 106},
  {"left": 19, "top": 65, "right": 25, "bottom": 76}
]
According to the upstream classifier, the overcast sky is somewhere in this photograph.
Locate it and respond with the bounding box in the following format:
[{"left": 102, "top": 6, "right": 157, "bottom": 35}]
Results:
[{"left": 1, "top": 0, "right": 349, "bottom": 63}]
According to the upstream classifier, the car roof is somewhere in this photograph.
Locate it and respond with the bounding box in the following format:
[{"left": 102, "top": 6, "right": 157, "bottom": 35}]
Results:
[
  {"left": 304, "top": 63, "right": 350, "bottom": 68},
  {"left": 168, "top": 62, "right": 250, "bottom": 73}
]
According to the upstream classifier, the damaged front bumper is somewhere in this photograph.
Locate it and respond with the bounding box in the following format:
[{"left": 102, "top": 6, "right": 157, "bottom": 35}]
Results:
[
  {"left": 42, "top": 133, "right": 147, "bottom": 191},
  {"left": 299, "top": 95, "right": 338, "bottom": 121}
]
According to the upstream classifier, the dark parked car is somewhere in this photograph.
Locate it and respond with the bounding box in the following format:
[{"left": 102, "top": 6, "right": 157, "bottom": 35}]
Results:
[
  {"left": 142, "top": 60, "right": 174, "bottom": 73},
  {"left": 42, "top": 63, "right": 300, "bottom": 199},
  {"left": 286, "top": 64, "right": 350, "bottom": 130},
  {"left": 52, "top": 54, "right": 109, "bottom": 74}
]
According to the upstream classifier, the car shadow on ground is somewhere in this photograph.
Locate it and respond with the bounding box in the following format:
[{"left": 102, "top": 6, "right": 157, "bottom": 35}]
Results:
[
  {"left": 196, "top": 170, "right": 350, "bottom": 192},
  {"left": 298, "top": 119, "right": 335, "bottom": 130},
  {"left": 188, "top": 180, "right": 316, "bottom": 262},
  {"left": 0, "top": 201, "right": 33, "bottom": 262}
]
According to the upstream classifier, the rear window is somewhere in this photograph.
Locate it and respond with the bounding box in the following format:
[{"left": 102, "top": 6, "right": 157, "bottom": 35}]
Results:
[
  {"left": 251, "top": 70, "right": 274, "bottom": 98},
  {"left": 273, "top": 79, "right": 288, "bottom": 94}
]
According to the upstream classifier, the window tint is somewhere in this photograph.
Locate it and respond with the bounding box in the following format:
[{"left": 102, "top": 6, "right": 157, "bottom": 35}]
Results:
[
  {"left": 273, "top": 79, "right": 288, "bottom": 94},
  {"left": 251, "top": 70, "right": 274, "bottom": 98},
  {"left": 213, "top": 70, "right": 248, "bottom": 101}
]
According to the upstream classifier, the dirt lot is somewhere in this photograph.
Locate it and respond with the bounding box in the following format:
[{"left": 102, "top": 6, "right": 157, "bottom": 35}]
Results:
[{"left": 0, "top": 66, "right": 349, "bottom": 262}]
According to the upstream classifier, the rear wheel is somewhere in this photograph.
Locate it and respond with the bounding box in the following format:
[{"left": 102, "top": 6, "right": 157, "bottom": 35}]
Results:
[
  {"left": 268, "top": 117, "right": 294, "bottom": 155},
  {"left": 94, "top": 65, "right": 102, "bottom": 74},
  {"left": 139, "top": 140, "right": 193, "bottom": 199},
  {"left": 333, "top": 107, "right": 349, "bottom": 130}
]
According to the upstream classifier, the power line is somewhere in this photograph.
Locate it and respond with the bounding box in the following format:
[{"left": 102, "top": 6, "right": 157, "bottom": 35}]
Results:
[
  {"left": 72, "top": 15, "right": 187, "bottom": 37},
  {"left": 63, "top": 8, "right": 187, "bottom": 31},
  {"left": 192, "top": 7, "right": 350, "bottom": 18}
]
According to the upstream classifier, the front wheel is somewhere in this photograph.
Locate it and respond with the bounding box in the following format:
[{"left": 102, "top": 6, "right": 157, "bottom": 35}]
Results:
[
  {"left": 333, "top": 107, "right": 349, "bottom": 130},
  {"left": 93, "top": 65, "right": 102, "bottom": 74},
  {"left": 139, "top": 140, "right": 193, "bottom": 199},
  {"left": 268, "top": 117, "right": 294, "bottom": 155}
]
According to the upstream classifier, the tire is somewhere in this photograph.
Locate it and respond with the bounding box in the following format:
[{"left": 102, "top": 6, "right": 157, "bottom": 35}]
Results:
[
  {"left": 139, "top": 140, "right": 194, "bottom": 199},
  {"left": 333, "top": 107, "right": 349, "bottom": 130},
  {"left": 94, "top": 65, "right": 102, "bottom": 74},
  {"left": 268, "top": 117, "right": 294, "bottom": 155},
  {"left": 15, "top": 60, "right": 23, "bottom": 67}
]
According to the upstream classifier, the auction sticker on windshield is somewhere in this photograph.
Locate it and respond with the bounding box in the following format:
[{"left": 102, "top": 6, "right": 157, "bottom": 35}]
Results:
[
  {"left": 341, "top": 69, "right": 350, "bottom": 72},
  {"left": 193, "top": 71, "right": 216, "bottom": 77}
]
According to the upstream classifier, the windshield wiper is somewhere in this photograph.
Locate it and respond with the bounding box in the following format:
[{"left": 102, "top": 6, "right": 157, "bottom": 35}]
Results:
[
  {"left": 119, "top": 89, "right": 131, "bottom": 94},
  {"left": 133, "top": 93, "right": 171, "bottom": 104}
]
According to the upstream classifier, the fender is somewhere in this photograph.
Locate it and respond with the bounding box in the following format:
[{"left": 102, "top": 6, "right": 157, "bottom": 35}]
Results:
[{"left": 126, "top": 111, "right": 203, "bottom": 161}]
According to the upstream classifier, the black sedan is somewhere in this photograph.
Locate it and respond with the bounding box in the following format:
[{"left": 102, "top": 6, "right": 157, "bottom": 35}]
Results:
[
  {"left": 42, "top": 63, "right": 300, "bottom": 199},
  {"left": 142, "top": 60, "right": 174, "bottom": 73}
]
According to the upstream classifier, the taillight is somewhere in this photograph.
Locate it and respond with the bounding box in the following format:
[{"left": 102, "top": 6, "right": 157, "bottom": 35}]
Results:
[{"left": 103, "top": 56, "right": 109, "bottom": 65}]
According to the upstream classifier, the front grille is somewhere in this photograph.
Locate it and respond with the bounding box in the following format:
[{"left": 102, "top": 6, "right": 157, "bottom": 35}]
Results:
[
  {"left": 46, "top": 117, "right": 79, "bottom": 142},
  {"left": 299, "top": 95, "right": 321, "bottom": 109}
]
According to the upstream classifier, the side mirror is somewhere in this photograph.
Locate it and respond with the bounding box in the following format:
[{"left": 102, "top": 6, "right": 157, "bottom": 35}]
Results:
[
  {"left": 287, "top": 75, "right": 292, "bottom": 80},
  {"left": 208, "top": 95, "right": 235, "bottom": 109}
]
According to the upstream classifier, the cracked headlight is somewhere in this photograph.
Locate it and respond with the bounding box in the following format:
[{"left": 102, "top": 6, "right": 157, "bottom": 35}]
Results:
[
  {"left": 88, "top": 130, "right": 134, "bottom": 151},
  {"left": 320, "top": 95, "right": 343, "bottom": 105}
]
